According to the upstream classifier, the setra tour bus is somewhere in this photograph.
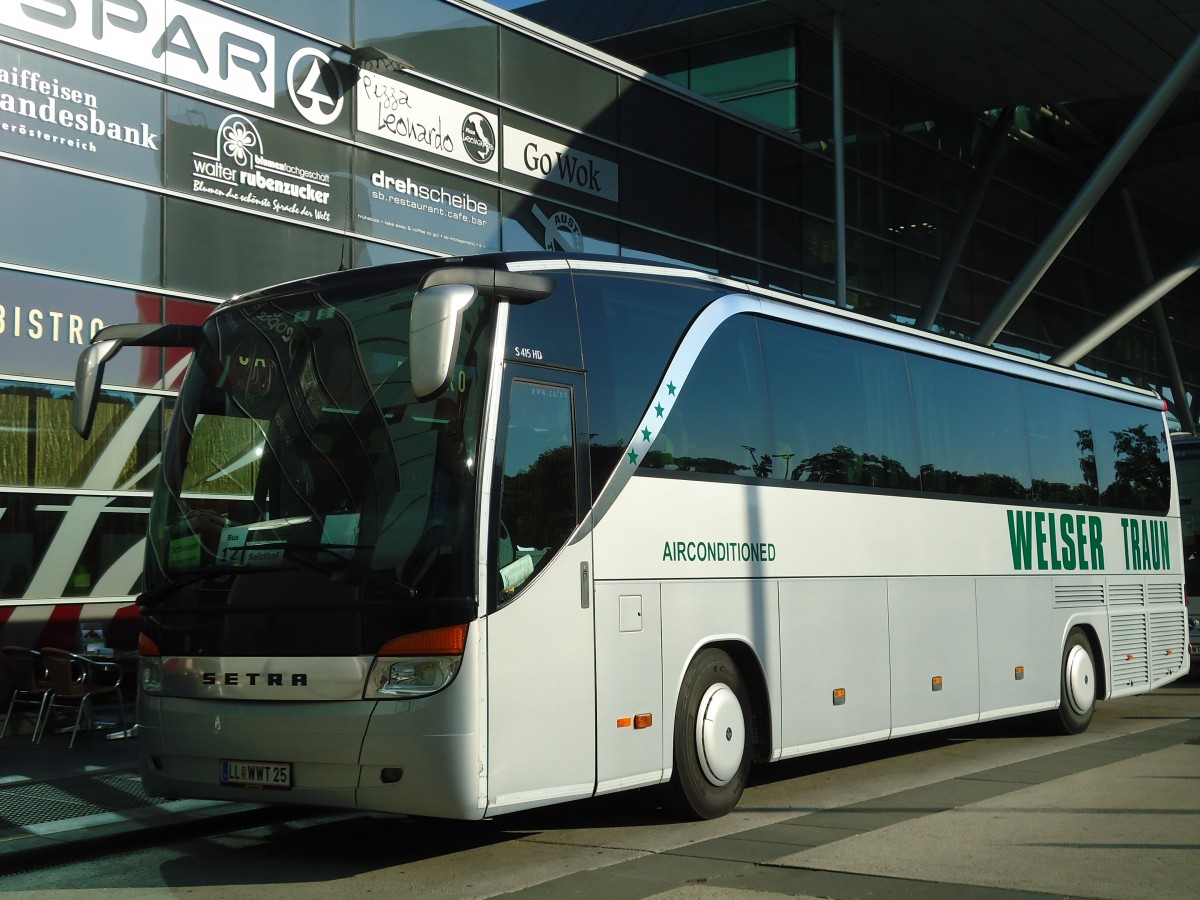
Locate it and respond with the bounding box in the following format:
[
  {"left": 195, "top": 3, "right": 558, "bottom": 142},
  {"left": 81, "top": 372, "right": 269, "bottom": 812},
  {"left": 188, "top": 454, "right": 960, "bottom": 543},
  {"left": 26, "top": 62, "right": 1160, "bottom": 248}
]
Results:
[{"left": 72, "top": 252, "right": 1190, "bottom": 820}]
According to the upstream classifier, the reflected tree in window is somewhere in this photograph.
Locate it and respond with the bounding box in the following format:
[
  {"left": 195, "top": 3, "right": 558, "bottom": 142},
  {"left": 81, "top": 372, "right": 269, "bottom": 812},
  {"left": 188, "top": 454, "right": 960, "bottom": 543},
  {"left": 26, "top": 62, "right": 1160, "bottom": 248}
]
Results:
[{"left": 1101, "top": 423, "right": 1168, "bottom": 510}]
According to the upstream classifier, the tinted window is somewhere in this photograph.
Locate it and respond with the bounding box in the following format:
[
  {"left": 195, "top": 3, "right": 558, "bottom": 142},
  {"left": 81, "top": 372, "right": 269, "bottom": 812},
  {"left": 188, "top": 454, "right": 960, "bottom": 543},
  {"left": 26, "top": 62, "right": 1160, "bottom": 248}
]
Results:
[
  {"left": 576, "top": 274, "right": 717, "bottom": 496},
  {"left": 649, "top": 315, "right": 771, "bottom": 478},
  {"left": 1089, "top": 396, "right": 1169, "bottom": 512},
  {"left": 760, "top": 320, "right": 919, "bottom": 488},
  {"left": 498, "top": 380, "right": 576, "bottom": 604},
  {"left": 1022, "top": 380, "right": 1097, "bottom": 505},
  {"left": 504, "top": 273, "right": 581, "bottom": 370},
  {"left": 908, "top": 355, "right": 1030, "bottom": 498}
]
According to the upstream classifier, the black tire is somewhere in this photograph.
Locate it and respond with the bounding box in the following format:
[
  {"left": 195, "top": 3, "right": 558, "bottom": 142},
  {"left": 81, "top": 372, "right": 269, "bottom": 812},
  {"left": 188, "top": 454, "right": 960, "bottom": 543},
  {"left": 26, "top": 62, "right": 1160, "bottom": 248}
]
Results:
[
  {"left": 1050, "top": 629, "right": 1097, "bottom": 735},
  {"left": 664, "top": 648, "right": 751, "bottom": 820}
]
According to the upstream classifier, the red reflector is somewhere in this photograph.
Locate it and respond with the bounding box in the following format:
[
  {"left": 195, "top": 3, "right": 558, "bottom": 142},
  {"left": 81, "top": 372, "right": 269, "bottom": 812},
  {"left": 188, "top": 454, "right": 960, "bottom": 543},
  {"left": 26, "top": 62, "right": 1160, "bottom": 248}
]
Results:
[
  {"left": 138, "top": 633, "right": 161, "bottom": 657},
  {"left": 633, "top": 714, "right": 652, "bottom": 729},
  {"left": 378, "top": 623, "right": 469, "bottom": 656}
]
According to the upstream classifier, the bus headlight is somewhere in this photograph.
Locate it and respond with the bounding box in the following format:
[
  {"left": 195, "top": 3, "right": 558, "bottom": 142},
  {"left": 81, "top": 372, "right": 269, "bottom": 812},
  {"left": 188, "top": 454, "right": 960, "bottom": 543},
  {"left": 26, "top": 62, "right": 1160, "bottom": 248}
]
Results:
[
  {"left": 139, "top": 656, "right": 164, "bottom": 695},
  {"left": 368, "top": 657, "right": 460, "bottom": 698},
  {"left": 364, "top": 623, "right": 468, "bottom": 700}
]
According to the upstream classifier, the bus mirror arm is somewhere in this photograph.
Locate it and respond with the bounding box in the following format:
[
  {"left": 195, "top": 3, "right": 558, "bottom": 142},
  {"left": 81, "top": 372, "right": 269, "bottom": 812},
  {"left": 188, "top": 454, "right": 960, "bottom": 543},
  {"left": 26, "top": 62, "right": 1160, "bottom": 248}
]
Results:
[{"left": 73, "top": 323, "right": 203, "bottom": 439}]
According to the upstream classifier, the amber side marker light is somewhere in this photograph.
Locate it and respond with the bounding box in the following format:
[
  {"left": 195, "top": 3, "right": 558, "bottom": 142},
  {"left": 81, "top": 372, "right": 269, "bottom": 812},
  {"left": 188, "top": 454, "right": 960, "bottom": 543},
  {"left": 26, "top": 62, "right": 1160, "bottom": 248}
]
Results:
[{"left": 633, "top": 714, "right": 653, "bottom": 729}]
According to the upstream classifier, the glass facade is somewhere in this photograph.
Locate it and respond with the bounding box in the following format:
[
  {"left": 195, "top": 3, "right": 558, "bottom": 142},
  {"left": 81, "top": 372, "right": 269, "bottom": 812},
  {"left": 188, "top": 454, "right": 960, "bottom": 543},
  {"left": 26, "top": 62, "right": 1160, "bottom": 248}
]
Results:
[
  {"left": 635, "top": 25, "right": 1199, "bottom": 420},
  {"left": 0, "top": 0, "right": 1192, "bottom": 641}
]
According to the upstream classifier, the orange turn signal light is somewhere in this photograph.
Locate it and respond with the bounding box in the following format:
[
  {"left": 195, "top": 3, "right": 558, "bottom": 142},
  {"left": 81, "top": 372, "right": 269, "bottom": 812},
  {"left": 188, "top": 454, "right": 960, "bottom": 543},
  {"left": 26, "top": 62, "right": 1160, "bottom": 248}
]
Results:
[{"left": 378, "top": 623, "right": 468, "bottom": 656}]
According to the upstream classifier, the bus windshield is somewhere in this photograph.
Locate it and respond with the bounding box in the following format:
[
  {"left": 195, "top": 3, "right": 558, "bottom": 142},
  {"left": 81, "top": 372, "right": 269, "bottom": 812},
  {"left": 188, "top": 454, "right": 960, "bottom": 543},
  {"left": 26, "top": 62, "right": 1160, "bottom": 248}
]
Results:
[{"left": 144, "top": 275, "right": 492, "bottom": 655}]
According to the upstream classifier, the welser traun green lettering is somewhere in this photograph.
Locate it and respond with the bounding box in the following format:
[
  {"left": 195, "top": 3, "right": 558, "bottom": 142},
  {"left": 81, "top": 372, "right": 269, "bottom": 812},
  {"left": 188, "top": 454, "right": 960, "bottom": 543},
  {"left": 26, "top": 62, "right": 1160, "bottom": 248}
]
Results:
[{"left": 1006, "top": 509, "right": 1104, "bottom": 571}]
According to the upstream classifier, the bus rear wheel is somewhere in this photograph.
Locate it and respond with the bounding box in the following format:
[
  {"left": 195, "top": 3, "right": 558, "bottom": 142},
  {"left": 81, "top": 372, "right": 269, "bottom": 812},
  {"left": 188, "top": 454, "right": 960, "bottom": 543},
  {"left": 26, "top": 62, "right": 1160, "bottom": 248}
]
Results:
[
  {"left": 1050, "top": 629, "right": 1096, "bottom": 735},
  {"left": 665, "top": 648, "right": 751, "bottom": 820}
]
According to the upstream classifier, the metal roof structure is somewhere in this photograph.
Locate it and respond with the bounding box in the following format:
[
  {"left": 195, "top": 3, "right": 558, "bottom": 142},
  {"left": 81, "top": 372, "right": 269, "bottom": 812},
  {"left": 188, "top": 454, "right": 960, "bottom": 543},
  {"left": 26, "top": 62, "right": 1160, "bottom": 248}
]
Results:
[
  {"left": 519, "top": 0, "right": 1200, "bottom": 228},
  {"left": 515, "top": 0, "right": 1200, "bottom": 429}
]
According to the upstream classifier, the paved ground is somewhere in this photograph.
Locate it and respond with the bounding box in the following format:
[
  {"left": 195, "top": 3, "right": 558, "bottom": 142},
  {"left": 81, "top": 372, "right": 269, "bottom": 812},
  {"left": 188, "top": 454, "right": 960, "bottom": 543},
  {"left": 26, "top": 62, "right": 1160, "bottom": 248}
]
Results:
[
  {"left": 0, "top": 714, "right": 267, "bottom": 870},
  {"left": 1, "top": 682, "right": 1198, "bottom": 898}
]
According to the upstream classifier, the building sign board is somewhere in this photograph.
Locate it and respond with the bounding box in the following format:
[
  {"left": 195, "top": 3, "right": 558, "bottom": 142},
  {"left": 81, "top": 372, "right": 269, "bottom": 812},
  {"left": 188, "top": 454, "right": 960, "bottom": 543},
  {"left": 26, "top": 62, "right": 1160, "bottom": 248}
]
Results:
[
  {"left": 1, "top": 0, "right": 276, "bottom": 107},
  {"left": 355, "top": 148, "right": 500, "bottom": 254},
  {"left": 166, "top": 95, "right": 348, "bottom": 229},
  {"left": 356, "top": 69, "right": 499, "bottom": 173},
  {"left": 0, "top": 42, "right": 162, "bottom": 184},
  {"left": 503, "top": 124, "right": 618, "bottom": 202}
]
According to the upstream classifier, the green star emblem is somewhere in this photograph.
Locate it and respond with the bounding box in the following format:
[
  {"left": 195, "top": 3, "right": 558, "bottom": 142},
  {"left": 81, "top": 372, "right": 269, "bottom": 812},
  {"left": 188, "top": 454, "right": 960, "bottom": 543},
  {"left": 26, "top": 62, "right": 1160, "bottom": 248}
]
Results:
[
  {"left": 627, "top": 448, "right": 639, "bottom": 465},
  {"left": 667, "top": 382, "right": 677, "bottom": 395},
  {"left": 654, "top": 403, "right": 665, "bottom": 418},
  {"left": 642, "top": 427, "right": 652, "bottom": 442}
]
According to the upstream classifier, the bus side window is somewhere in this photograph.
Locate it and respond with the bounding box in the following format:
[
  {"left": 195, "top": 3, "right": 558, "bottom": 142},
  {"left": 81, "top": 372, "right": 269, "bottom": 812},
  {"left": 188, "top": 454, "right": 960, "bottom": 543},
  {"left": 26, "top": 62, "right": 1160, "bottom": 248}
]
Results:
[{"left": 497, "top": 380, "right": 576, "bottom": 602}]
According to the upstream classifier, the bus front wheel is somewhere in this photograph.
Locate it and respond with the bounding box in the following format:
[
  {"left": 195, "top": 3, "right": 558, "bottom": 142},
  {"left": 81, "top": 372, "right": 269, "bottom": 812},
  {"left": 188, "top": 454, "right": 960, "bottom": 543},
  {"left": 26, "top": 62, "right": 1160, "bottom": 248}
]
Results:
[
  {"left": 1051, "top": 629, "right": 1096, "bottom": 735},
  {"left": 665, "top": 648, "right": 751, "bottom": 819}
]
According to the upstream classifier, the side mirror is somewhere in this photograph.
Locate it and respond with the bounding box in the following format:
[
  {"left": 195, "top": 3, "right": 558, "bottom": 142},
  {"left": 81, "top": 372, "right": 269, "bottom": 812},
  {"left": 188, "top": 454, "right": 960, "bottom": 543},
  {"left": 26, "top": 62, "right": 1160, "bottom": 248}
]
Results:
[
  {"left": 409, "top": 283, "right": 478, "bottom": 401},
  {"left": 73, "top": 338, "right": 126, "bottom": 439},
  {"left": 73, "top": 323, "right": 204, "bottom": 439}
]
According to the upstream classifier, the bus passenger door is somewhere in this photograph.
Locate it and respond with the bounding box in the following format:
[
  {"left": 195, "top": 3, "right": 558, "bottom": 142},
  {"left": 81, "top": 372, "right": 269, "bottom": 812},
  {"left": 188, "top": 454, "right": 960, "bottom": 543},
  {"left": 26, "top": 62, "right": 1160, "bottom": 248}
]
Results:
[{"left": 484, "top": 370, "right": 595, "bottom": 815}]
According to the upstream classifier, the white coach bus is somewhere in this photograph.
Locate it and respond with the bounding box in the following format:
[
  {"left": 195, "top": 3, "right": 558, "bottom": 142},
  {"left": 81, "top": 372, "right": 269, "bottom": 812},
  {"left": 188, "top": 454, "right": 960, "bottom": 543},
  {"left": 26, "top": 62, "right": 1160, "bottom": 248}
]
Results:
[{"left": 73, "top": 253, "right": 1190, "bottom": 820}]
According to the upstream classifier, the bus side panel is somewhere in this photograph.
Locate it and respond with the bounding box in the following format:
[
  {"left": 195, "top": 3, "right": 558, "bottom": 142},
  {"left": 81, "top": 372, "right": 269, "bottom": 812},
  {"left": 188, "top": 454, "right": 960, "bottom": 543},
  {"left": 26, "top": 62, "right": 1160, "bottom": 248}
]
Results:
[
  {"left": 594, "top": 581, "right": 665, "bottom": 794},
  {"left": 659, "top": 579, "right": 781, "bottom": 769},
  {"left": 888, "top": 577, "right": 980, "bottom": 737},
  {"left": 778, "top": 578, "right": 890, "bottom": 756},
  {"left": 976, "top": 576, "right": 1060, "bottom": 718}
]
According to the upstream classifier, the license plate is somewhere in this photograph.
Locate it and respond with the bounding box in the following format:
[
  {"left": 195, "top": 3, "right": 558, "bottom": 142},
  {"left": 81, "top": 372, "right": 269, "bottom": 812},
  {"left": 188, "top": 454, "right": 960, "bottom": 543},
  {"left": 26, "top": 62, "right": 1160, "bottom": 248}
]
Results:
[{"left": 220, "top": 759, "right": 292, "bottom": 789}]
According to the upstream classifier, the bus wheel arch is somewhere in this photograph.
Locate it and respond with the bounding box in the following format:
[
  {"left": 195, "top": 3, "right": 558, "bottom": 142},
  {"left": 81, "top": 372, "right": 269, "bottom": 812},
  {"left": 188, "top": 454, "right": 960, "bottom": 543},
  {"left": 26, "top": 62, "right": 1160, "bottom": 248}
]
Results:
[
  {"left": 1050, "top": 626, "right": 1100, "bottom": 735},
  {"left": 664, "top": 642, "right": 767, "bottom": 819}
]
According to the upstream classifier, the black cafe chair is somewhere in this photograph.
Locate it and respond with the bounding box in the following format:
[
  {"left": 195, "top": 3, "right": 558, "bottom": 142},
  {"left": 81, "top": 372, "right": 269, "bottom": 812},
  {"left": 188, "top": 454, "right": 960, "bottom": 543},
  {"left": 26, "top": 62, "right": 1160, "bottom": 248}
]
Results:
[
  {"left": 37, "top": 647, "right": 126, "bottom": 749},
  {"left": 1, "top": 646, "right": 53, "bottom": 741}
]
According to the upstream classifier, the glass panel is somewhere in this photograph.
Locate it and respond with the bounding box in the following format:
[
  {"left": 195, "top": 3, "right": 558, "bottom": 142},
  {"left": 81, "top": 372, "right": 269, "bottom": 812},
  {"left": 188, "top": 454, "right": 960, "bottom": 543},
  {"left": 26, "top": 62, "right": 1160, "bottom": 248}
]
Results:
[
  {"left": 163, "top": 198, "right": 343, "bottom": 297},
  {"left": 501, "top": 29, "right": 617, "bottom": 137},
  {"left": 1022, "top": 382, "right": 1097, "bottom": 505},
  {"left": 0, "top": 380, "right": 162, "bottom": 491},
  {"left": 144, "top": 265, "right": 495, "bottom": 654},
  {"left": 357, "top": 0, "right": 499, "bottom": 97},
  {"left": 575, "top": 273, "right": 719, "bottom": 497},
  {"left": 650, "top": 316, "right": 771, "bottom": 478},
  {"left": 0, "top": 159, "right": 161, "bottom": 284},
  {"left": 504, "top": 273, "right": 581, "bottom": 370},
  {"left": 619, "top": 157, "right": 717, "bottom": 246},
  {"left": 234, "top": 0, "right": 351, "bottom": 45},
  {"left": 618, "top": 77, "right": 715, "bottom": 172},
  {"left": 498, "top": 380, "right": 576, "bottom": 601},
  {"left": 760, "top": 319, "right": 919, "bottom": 488},
  {"left": 0, "top": 489, "right": 149, "bottom": 600},
  {"left": 909, "top": 355, "right": 1031, "bottom": 498},
  {"left": 1090, "top": 396, "right": 1169, "bottom": 512}
]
